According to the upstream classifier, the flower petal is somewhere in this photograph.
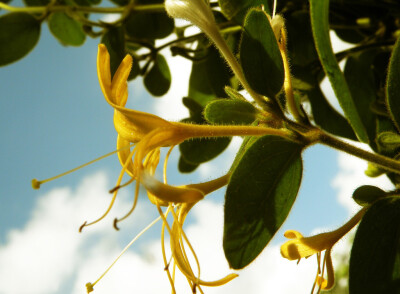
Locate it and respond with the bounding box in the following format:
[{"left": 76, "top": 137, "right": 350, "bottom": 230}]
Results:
[{"left": 141, "top": 171, "right": 204, "bottom": 203}]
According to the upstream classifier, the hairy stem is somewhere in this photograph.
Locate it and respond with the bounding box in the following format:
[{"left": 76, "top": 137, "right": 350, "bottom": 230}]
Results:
[{"left": 317, "top": 130, "right": 400, "bottom": 174}]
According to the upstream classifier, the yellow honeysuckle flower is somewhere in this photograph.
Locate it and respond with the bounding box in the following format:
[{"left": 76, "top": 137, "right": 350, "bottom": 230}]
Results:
[
  {"left": 97, "top": 44, "right": 173, "bottom": 143},
  {"left": 280, "top": 208, "right": 366, "bottom": 293}
]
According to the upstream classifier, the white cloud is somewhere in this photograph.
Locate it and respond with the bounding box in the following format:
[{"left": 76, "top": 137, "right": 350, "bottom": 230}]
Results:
[
  {"left": 0, "top": 171, "right": 319, "bottom": 294},
  {"left": 332, "top": 147, "right": 393, "bottom": 214},
  {"left": 152, "top": 50, "right": 190, "bottom": 122}
]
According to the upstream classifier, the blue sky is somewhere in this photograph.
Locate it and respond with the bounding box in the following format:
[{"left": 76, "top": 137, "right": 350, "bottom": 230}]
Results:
[{"left": 0, "top": 12, "right": 394, "bottom": 294}]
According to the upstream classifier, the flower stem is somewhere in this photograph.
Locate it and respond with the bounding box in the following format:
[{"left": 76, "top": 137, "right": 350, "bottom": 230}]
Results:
[
  {"left": 176, "top": 123, "right": 293, "bottom": 141},
  {"left": 317, "top": 130, "right": 400, "bottom": 174}
]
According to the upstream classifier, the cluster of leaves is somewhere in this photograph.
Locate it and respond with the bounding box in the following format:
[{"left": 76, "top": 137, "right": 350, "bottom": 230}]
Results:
[{"left": 2, "top": 0, "right": 400, "bottom": 292}]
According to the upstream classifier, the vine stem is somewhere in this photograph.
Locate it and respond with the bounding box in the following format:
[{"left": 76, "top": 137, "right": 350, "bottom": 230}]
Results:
[
  {"left": 0, "top": 2, "right": 164, "bottom": 14},
  {"left": 316, "top": 130, "right": 400, "bottom": 174}
]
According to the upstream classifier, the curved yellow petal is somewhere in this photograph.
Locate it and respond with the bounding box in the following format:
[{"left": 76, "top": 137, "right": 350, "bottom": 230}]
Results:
[
  {"left": 170, "top": 204, "right": 238, "bottom": 287},
  {"left": 141, "top": 171, "right": 204, "bottom": 203},
  {"left": 117, "top": 135, "right": 135, "bottom": 177},
  {"left": 283, "top": 230, "right": 303, "bottom": 239}
]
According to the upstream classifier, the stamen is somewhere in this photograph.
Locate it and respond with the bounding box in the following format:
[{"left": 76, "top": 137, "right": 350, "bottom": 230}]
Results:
[
  {"left": 160, "top": 205, "right": 177, "bottom": 294},
  {"left": 272, "top": 0, "right": 277, "bottom": 18},
  {"left": 85, "top": 214, "right": 161, "bottom": 293},
  {"left": 109, "top": 176, "right": 135, "bottom": 193},
  {"left": 164, "top": 145, "right": 175, "bottom": 184},
  {"left": 114, "top": 180, "right": 140, "bottom": 227},
  {"left": 31, "top": 145, "right": 133, "bottom": 190},
  {"left": 80, "top": 147, "right": 137, "bottom": 232}
]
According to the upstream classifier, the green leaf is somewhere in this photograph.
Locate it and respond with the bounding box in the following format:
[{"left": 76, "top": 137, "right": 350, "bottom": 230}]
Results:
[
  {"left": 349, "top": 196, "right": 400, "bottom": 293},
  {"left": 179, "top": 137, "right": 231, "bottom": 165},
  {"left": 178, "top": 156, "right": 199, "bottom": 173},
  {"left": 310, "top": 0, "right": 369, "bottom": 143},
  {"left": 224, "top": 86, "right": 247, "bottom": 101},
  {"left": 223, "top": 135, "right": 303, "bottom": 269},
  {"left": 285, "top": 11, "right": 318, "bottom": 67},
  {"left": 352, "top": 185, "right": 386, "bottom": 206},
  {"left": 0, "top": 13, "right": 41, "bottom": 66},
  {"left": 376, "top": 131, "right": 400, "bottom": 154},
  {"left": 101, "top": 27, "right": 126, "bottom": 77},
  {"left": 344, "top": 51, "right": 378, "bottom": 148},
  {"left": 240, "top": 8, "right": 284, "bottom": 98},
  {"left": 125, "top": 12, "right": 174, "bottom": 40},
  {"left": 219, "top": 0, "right": 271, "bottom": 24},
  {"left": 306, "top": 86, "right": 357, "bottom": 141},
  {"left": 386, "top": 36, "right": 400, "bottom": 132},
  {"left": 204, "top": 99, "right": 257, "bottom": 125},
  {"left": 144, "top": 54, "right": 171, "bottom": 97},
  {"left": 48, "top": 12, "right": 85, "bottom": 46},
  {"left": 188, "top": 46, "right": 232, "bottom": 105}
]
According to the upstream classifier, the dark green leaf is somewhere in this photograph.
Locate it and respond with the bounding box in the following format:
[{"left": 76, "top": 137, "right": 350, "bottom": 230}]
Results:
[
  {"left": 182, "top": 97, "right": 203, "bottom": 122},
  {"left": 240, "top": 8, "right": 284, "bottom": 98},
  {"left": 224, "top": 135, "right": 303, "bottom": 269},
  {"left": 219, "top": 0, "right": 271, "bottom": 24},
  {"left": 101, "top": 26, "right": 126, "bottom": 77},
  {"left": 352, "top": 185, "right": 386, "bottom": 206},
  {"left": 204, "top": 99, "right": 257, "bottom": 125},
  {"left": 306, "top": 86, "right": 357, "bottom": 141},
  {"left": 310, "top": 0, "right": 369, "bottom": 143},
  {"left": 144, "top": 54, "right": 171, "bottom": 97},
  {"left": 0, "top": 13, "right": 40, "bottom": 66},
  {"left": 349, "top": 196, "right": 400, "bottom": 293},
  {"left": 386, "top": 36, "right": 400, "bottom": 132},
  {"left": 188, "top": 46, "right": 232, "bottom": 105},
  {"left": 179, "top": 137, "right": 231, "bottom": 165},
  {"left": 178, "top": 156, "right": 199, "bottom": 173},
  {"left": 286, "top": 11, "right": 318, "bottom": 67},
  {"left": 48, "top": 12, "right": 85, "bottom": 46},
  {"left": 344, "top": 51, "right": 378, "bottom": 148},
  {"left": 125, "top": 12, "right": 174, "bottom": 40}
]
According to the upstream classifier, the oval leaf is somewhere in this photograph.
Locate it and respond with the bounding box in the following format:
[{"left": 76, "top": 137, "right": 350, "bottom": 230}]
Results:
[
  {"left": 240, "top": 8, "right": 284, "bottom": 98},
  {"left": 349, "top": 196, "right": 400, "bottom": 293},
  {"left": 178, "top": 156, "right": 199, "bottom": 173},
  {"left": 223, "top": 135, "right": 303, "bottom": 269},
  {"left": 386, "top": 36, "right": 400, "bottom": 132},
  {"left": 219, "top": 0, "right": 271, "bottom": 24},
  {"left": 48, "top": 12, "right": 85, "bottom": 46},
  {"left": 179, "top": 137, "right": 231, "bottom": 165},
  {"left": 204, "top": 99, "right": 257, "bottom": 125},
  {"left": 125, "top": 12, "right": 174, "bottom": 40},
  {"left": 144, "top": 54, "right": 171, "bottom": 97},
  {"left": 0, "top": 12, "right": 41, "bottom": 66},
  {"left": 310, "top": 0, "right": 369, "bottom": 143},
  {"left": 352, "top": 185, "right": 386, "bottom": 206}
]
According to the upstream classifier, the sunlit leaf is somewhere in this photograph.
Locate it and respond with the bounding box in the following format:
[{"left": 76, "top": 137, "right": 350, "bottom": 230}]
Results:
[
  {"left": 48, "top": 12, "right": 86, "bottom": 46},
  {"left": 310, "top": 0, "right": 369, "bottom": 143},
  {"left": 204, "top": 99, "right": 257, "bottom": 125}
]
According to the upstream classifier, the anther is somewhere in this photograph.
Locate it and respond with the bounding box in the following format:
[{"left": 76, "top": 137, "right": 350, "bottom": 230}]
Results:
[
  {"left": 79, "top": 221, "right": 87, "bottom": 233},
  {"left": 86, "top": 282, "right": 94, "bottom": 293},
  {"left": 113, "top": 218, "right": 120, "bottom": 231},
  {"left": 31, "top": 179, "right": 41, "bottom": 190}
]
